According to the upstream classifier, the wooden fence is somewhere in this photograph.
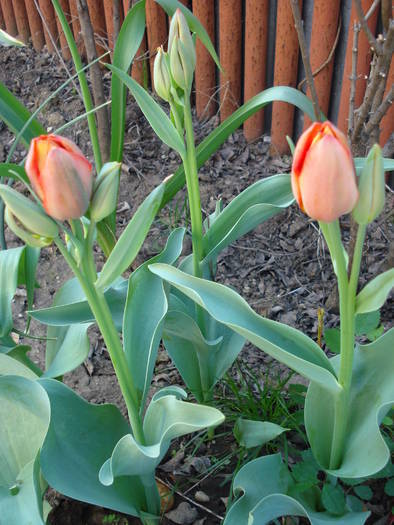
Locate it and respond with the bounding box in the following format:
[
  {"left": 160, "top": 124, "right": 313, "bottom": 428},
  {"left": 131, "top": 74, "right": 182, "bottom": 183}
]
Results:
[{"left": 0, "top": 0, "right": 392, "bottom": 153}]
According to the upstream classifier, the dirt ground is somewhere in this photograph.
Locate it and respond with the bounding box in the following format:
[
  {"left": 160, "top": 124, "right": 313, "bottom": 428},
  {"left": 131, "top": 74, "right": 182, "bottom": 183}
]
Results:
[{"left": 1, "top": 44, "right": 393, "bottom": 524}]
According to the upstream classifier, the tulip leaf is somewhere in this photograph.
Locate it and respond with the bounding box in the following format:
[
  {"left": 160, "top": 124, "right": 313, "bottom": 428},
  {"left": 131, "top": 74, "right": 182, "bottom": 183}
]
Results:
[
  {"left": 354, "top": 156, "right": 394, "bottom": 175},
  {"left": 110, "top": 0, "right": 146, "bottom": 162},
  {"left": 0, "top": 246, "right": 25, "bottom": 338},
  {"left": 234, "top": 419, "right": 288, "bottom": 449},
  {"left": 96, "top": 183, "right": 165, "bottom": 290},
  {"left": 39, "top": 378, "right": 143, "bottom": 516},
  {"left": 43, "top": 324, "right": 90, "bottom": 378},
  {"left": 163, "top": 307, "right": 245, "bottom": 402},
  {"left": 30, "top": 277, "right": 127, "bottom": 330},
  {"left": 0, "top": 376, "right": 50, "bottom": 525},
  {"left": 18, "top": 245, "right": 40, "bottom": 311},
  {"left": 202, "top": 174, "right": 294, "bottom": 262},
  {"left": 0, "top": 82, "right": 45, "bottom": 149},
  {"left": 0, "top": 29, "right": 24, "bottom": 47},
  {"left": 155, "top": 0, "right": 220, "bottom": 68},
  {"left": 107, "top": 64, "right": 186, "bottom": 158},
  {"left": 99, "top": 387, "right": 224, "bottom": 485},
  {"left": 160, "top": 86, "right": 316, "bottom": 209},
  {"left": 0, "top": 163, "right": 29, "bottom": 185},
  {"left": 123, "top": 228, "right": 185, "bottom": 411},
  {"left": 0, "top": 353, "right": 38, "bottom": 379},
  {"left": 1, "top": 344, "right": 43, "bottom": 376},
  {"left": 355, "top": 268, "right": 394, "bottom": 314},
  {"left": 305, "top": 329, "right": 394, "bottom": 478},
  {"left": 224, "top": 454, "right": 369, "bottom": 525},
  {"left": 149, "top": 265, "right": 341, "bottom": 393}
]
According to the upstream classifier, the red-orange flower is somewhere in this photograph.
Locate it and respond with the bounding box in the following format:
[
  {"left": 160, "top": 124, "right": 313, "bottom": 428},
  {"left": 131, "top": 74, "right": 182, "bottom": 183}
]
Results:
[
  {"left": 291, "top": 121, "right": 358, "bottom": 222},
  {"left": 25, "top": 135, "right": 93, "bottom": 221}
]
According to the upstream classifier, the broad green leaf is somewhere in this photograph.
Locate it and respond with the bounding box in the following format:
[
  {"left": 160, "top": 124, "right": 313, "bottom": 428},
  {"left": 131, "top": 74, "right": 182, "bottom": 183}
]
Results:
[
  {"left": 5, "top": 345, "right": 43, "bottom": 376},
  {"left": 353, "top": 485, "right": 373, "bottom": 501},
  {"left": 149, "top": 264, "right": 341, "bottom": 393},
  {"left": 163, "top": 308, "right": 245, "bottom": 402},
  {"left": 354, "top": 310, "right": 380, "bottom": 336},
  {"left": 355, "top": 269, "right": 394, "bottom": 314},
  {"left": 0, "top": 163, "right": 29, "bottom": 185},
  {"left": 305, "top": 329, "right": 394, "bottom": 477},
  {"left": 202, "top": 174, "right": 293, "bottom": 262},
  {"left": 0, "top": 457, "right": 45, "bottom": 525},
  {"left": 107, "top": 64, "right": 186, "bottom": 158},
  {"left": 39, "top": 378, "right": 143, "bottom": 516},
  {"left": 234, "top": 419, "right": 288, "bottom": 449},
  {"left": 0, "top": 82, "right": 45, "bottom": 148},
  {"left": 155, "top": 0, "right": 220, "bottom": 68},
  {"left": 30, "top": 276, "right": 127, "bottom": 330},
  {"left": 160, "top": 87, "right": 316, "bottom": 209},
  {"left": 354, "top": 157, "right": 394, "bottom": 175},
  {"left": 99, "top": 387, "right": 224, "bottom": 485},
  {"left": 96, "top": 183, "right": 165, "bottom": 290},
  {"left": 0, "top": 29, "right": 24, "bottom": 47},
  {"left": 321, "top": 483, "right": 346, "bottom": 515},
  {"left": 110, "top": 0, "right": 146, "bottom": 162},
  {"left": 224, "top": 454, "right": 369, "bottom": 525},
  {"left": 0, "top": 353, "right": 38, "bottom": 379},
  {"left": 44, "top": 323, "right": 90, "bottom": 378},
  {"left": 324, "top": 328, "right": 341, "bottom": 354},
  {"left": 0, "top": 246, "right": 25, "bottom": 338},
  {"left": 0, "top": 376, "right": 50, "bottom": 488},
  {"left": 123, "top": 228, "right": 185, "bottom": 410}
]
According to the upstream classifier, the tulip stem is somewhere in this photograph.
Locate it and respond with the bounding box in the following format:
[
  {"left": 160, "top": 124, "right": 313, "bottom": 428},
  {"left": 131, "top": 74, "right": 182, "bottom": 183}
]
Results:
[{"left": 54, "top": 237, "right": 145, "bottom": 445}]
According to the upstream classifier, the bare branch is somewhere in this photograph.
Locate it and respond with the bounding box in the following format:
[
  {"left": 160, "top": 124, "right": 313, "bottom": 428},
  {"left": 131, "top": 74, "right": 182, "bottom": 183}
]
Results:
[
  {"left": 354, "top": 0, "right": 382, "bottom": 55},
  {"left": 290, "top": 0, "right": 321, "bottom": 121},
  {"left": 365, "top": 0, "right": 381, "bottom": 21},
  {"left": 365, "top": 83, "right": 394, "bottom": 134},
  {"left": 348, "top": 21, "right": 361, "bottom": 138}
]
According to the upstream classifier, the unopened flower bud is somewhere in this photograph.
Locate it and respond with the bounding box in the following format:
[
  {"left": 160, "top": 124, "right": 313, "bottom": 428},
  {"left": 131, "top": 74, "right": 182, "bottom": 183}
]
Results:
[
  {"left": 0, "top": 184, "right": 58, "bottom": 246},
  {"left": 154, "top": 46, "right": 172, "bottom": 102},
  {"left": 168, "top": 9, "right": 196, "bottom": 92},
  {"left": 291, "top": 121, "right": 359, "bottom": 222},
  {"left": 25, "top": 134, "right": 93, "bottom": 221},
  {"left": 353, "top": 144, "right": 385, "bottom": 225},
  {"left": 90, "top": 162, "right": 120, "bottom": 222}
]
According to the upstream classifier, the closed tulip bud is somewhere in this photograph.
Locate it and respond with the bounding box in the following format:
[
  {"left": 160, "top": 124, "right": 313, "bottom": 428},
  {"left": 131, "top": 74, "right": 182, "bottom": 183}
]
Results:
[
  {"left": 168, "top": 9, "right": 195, "bottom": 92},
  {"left": 90, "top": 162, "right": 120, "bottom": 222},
  {"left": 291, "top": 121, "right": 359, "bottom": 222},
  {"left": 0, "top": 184, "right": 58, "bottom": 246},
  {"left": 353, "top": 144, "right": 385, "bottom": 225},
  {"left": 154, "top": 46, "right": 172, "bottom": 102},
  {"left": 25, "top": 134, "right": 93, "bottom": 221}
]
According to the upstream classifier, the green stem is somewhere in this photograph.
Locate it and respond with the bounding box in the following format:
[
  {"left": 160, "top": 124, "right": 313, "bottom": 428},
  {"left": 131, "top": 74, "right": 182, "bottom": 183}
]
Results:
[
  {"left": 320, "top": 220, "right": 365, "bottom": 469},
  {"left": 84, "top": 220, "right": 98, "bottom": 282},
  {"left": 54, "top": 237, "right": 144, "bottom": 444},
  {"left": 51, "top": 0, "right": 102, "bottom": 171}
]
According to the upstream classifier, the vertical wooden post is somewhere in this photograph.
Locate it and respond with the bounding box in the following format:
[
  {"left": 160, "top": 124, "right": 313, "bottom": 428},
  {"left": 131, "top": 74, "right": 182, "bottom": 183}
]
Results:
[
  {"left": 38, "top": 0, "right": 59, "bottom": 54},
  {"left": 193, "top": 0, "right": 216, "bottom": 119},
  {"left": 271, "top": 0, "right": 302, "bottom": 154},
  {"left": 218, "top": 0, "right": 242, "bottom": 121},
  {"left": 68, "top": 0, "right": 84, "bottom": 54},
  {"left": 380, "top": 60, "right": 394, "bottom": 148},
  {"left": 128, "top": 0, "right": 148, "bottom": 85},
  {"left": 243, "top": 0, "right": 269, "bottom": 141},
  {"left": 337, "top": 0, "right": 378, "bottom": 134},
  {"left": 123, "top": 0, "right": 129, "bottom": 15},
  {"left": 303, "top": 0, "right": 341, "bottom": 129},
  {"left": 0, "top": 5, "right": 5, "bottom": 30},
  {"left": 103, "top": 0, "right": 115, "bottom": 49},
  {"left": 24, "top": 0, "right": 45, "bottom": 50},
  {"left": 12, "top": 0, "right": 30, "bottom": 43},
  {"left": 55, "top": 0, "right": 72, "bottom": 60},
  {"left": 86, "top": 0, "right": 108, "bottom": 60},
  {"left": 145, "top": 0, "right": 167, "bottom": 85},
  {"left": 2, "top": 0, "right": 17, "bottom": 36}
]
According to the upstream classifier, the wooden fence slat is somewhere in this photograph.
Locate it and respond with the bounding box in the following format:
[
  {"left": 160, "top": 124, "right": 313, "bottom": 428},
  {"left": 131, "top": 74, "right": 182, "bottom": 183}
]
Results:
[
  {"left": 68, "top": 0, "right": 84, "bottom": 54},
  {"left": 37, "top": 0, "right": 59, "bottom": 54},
  {"left": 145, "top": 0, "right": 167, "bottom": 87},
  {"left": 54, "top": 0, "right": 72, "bottom": 60},
  {"left": 380, "top": 59, "right": 393, "bottom": 147},
  {"left": 337, "top": 0, "right": 378, "bottom": 134},
  {"left": 0, "top": 4, "right": 5, "bottom": 30},
  {"left": 303, "top": 0, "right": 341, "bottom": 130},
  {"left": 123, "top": 0, "right": 129, "bottom": 16},
  {"left": 86, "top": 0, "right": 108, "bottom": 61},
  {"left": 219, "top": 0, "right": 242, "bottom": 122},
  {"left": 243, "top": 0, "right": 269, "bottom": 141},
  {"left": 103, "top": 0, "right": 115, "bottom": 49},
  {"left": 2, "top": 0, "right": 17, "bottom": 36},
  {"left": 271, "top": 0, "right": 302, "bottom": 154},
  {"left": 12, "top": 0, "right": 30, "bottom": 43},
  {"left": 24, "top": 0, "right": 45, "bottom": 50},
  {"left": 193, "top": 0, "right": 216, "bottom": 119}
]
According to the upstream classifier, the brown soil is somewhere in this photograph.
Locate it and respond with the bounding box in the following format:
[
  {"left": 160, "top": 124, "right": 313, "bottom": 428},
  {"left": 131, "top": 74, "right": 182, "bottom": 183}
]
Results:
[{"left": 0, "top": 44, "right": 392, "bottom": 525}]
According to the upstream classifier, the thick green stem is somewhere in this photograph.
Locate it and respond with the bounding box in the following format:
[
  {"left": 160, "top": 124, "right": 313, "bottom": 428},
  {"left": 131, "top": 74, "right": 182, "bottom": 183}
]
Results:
[
  {"left": 320, "top": 221, "right": 365, "bottom": 469},
  {"left": 54, "top": 238, "right": 144, "bottom": 444}
]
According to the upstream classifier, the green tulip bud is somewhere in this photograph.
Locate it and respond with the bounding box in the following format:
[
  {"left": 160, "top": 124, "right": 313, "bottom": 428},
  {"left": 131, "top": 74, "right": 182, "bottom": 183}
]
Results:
[
  {"left": 353, "top": 144, "right": 385, "bottom": 225},
  {"left": 90, "top": 162, "right": 120, "bottom": 222},
  {"left": 168, "top": 9, "right": 196, "bottom": 93},
  {"left": 154, "top": 46, "right": 172, "bottom": 102},
  {"left": 0, "top": 184, "right": 59, "bottom": 239}
]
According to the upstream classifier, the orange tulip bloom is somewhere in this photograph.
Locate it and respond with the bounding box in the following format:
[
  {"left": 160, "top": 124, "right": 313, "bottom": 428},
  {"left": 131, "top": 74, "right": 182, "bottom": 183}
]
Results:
[
  {"left": 291, "top": 122, "right": 358, "bottom": 222},
  {"left": 25, "top": 135, "right": 93, "bottom": 221}
]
